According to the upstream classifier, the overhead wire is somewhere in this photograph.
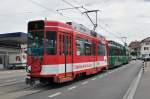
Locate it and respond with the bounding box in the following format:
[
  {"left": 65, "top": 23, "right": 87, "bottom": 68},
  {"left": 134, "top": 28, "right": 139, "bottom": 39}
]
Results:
[
  {"left": 62, "top": 0, "right": 100, "bottom": 32},
  {"left": 28, "top": 0, "right": 125, "bottom": 43},
  {"left": 28, "top": 0, "right": 56, "bottom": 14},
  {"left": 98, "top": 23, "right": 126, "bottom": 43},
  {"left": 28, "top": 0, "right": 73, "bottom": 20},
  {"left": 101, "top": 22, "right": 126, "bottom": 43},
  {"left": 68, "top": 0, "right": 126, "bottom": 43},
  {"left": 62, "top": 0, "right": 83, "bottom": 14},
  {"left": 61, "top": 0, "right": 92, "bottom": 22}
]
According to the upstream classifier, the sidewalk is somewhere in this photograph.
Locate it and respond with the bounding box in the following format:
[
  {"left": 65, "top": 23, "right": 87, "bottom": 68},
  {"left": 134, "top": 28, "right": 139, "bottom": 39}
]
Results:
[{"left": 134, "top": 61, "right": 150, "bottom": 99}]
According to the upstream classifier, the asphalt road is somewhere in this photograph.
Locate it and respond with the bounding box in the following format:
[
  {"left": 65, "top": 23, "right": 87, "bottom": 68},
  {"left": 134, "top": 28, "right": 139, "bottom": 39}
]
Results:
[
  {"left": 134, "top": 61, "right": 150, "bottom": 99},
  {"left": 0, "top": 60, "right": 142, "bottom": 99}
]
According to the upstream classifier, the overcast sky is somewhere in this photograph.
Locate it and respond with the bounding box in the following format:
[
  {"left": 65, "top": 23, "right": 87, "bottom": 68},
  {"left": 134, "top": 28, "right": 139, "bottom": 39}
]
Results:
[{"left": 0, "top": 0, "right": 150, "bottom": 44}]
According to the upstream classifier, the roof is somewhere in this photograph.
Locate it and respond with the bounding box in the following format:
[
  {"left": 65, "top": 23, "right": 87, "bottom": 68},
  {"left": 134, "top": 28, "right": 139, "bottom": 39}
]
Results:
[
  {"left": 141, "top": 37, "right": 150, "bottom": 43},
  {"left": 128, "top": 40, "right": 140, "bottom": 49},
  {"left": 0, "top": 32, "right": 27, "bottom": 44}
]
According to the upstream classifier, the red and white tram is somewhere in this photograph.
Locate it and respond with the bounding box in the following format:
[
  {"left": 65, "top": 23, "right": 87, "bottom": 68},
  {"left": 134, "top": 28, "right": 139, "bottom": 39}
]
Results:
[{"left": 26, "top": 20, "right": 108, "bottom": 84}]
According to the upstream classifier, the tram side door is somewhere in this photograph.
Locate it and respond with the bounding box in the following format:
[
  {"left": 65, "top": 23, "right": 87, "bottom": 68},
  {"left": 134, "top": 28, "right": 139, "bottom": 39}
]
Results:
[
  {"left": 59, "top": 33, "right": 73, "bottom": 77},
  {"left": 93, "top": 42, "right": 97, "bottom": 70}
]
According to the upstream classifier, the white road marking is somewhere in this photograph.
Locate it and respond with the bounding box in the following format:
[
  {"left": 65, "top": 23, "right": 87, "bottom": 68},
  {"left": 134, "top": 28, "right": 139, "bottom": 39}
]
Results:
[
  {"left": 91, "top": 78, "right": 97, "bottom": 80},
  {"left": 82, "top": 81, "right": 88, "bottom": 85},
  {"left": 48, "top": 92, "right": 62, "bottom": 98},
  {"left": 0, "top": 80, "right": 24, "bottom": 87},
  {"left": 23, "top": 90, "right": 40, "bottom": 93},
  {"left": 123, "top": 68, "right": 142, "bottom": 99},
  {"left": 5, "top": 79, "right": 17, "bottom": 82},
  {"left": 68, "top": 86, "right": 77, "bottom": 91}
]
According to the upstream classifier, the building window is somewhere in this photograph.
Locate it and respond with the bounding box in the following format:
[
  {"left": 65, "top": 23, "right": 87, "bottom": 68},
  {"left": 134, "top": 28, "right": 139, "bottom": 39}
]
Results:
[
  {"left": 144, "top": 47, "right": 149, "bottom": 50},
  {"left": 146, "top": 42, "right": 149, "bottom": 45},
  {"left": 0, "top": 56, "right": 2, "bottom": 64}
]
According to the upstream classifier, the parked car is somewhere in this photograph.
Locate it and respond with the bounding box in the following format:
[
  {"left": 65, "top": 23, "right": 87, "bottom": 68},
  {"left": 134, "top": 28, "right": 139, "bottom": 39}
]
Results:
[{"left": 131, "top": 56, "right": 137, "bottom": 60}]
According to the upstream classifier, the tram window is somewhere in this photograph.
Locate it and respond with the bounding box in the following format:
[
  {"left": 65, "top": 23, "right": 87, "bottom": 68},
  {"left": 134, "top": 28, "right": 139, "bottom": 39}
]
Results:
[
  {"left": 109, "top": 46, "right": 113, "bottom": 56},
  {"left": 114, "top": 48, "right": 117, "bottom": 55},
  {"left": 92, "top": 42, "right": 96, "bottom": 55},
  {"left": 66, "top": 36, "right": 69, "bottom": 55},
  {"left": 28, "top": 31, "right": 44, "bottom": 56},
  {"left": 69, "top": 36, "right": 72, "bottom": 55},
  {"left": 46, "top": 31, "right": 56, "bottom": 55},
  {"left": 63, "top": 35, "right": 65, "bottom": 55},
  {"left": 59, "top": 34, "right": 64, "bottom": 55},
  {"left": 76, "top": 39, "right": 82, "bottom": 55},
  {"left": 59, "top": 35, "right": 62, "bottom": 55},
  {"left": 28, "top": 21, "right": 44, "bottom": 30},
  {"left": 59, "top": 34, "right": 72, "bottom": 56},
  {"left": 85, "top": 41, "right": 92, "bottom": 56},
  {"left": 63, "top": 35, "right": 68, "bottom": 55},
  {"left": 98, "top": 44, "right": 106, "bottom": 56},
  {"left": 115, "top": 48, "right": 120, "bottom": 56},
  {"left": 76, "top": 37, "right": 85, "bottom": 56},
  {"left": 67, "top": 36, "right": 72, "bottom": 55},
  {"left": 76, "top": 36, "right": 94, "bottom": 56}
]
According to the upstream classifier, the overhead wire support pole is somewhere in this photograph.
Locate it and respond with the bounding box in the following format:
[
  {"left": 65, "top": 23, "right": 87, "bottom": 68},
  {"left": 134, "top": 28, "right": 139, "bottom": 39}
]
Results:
[
  {"left": 81, "top": 6, "right": 88, "bottom": 11},
  {"left": 83, "top": 10, "right": 100, "bottom": 31},
  {"left": 84, "top": 12, "right": 95, "bottom": 28},
  {"left": 61, "top": 0, "right": 99, "bottom": 31},
  {"left": 121, "top": 36, "right": 127, "bottom": 46}
]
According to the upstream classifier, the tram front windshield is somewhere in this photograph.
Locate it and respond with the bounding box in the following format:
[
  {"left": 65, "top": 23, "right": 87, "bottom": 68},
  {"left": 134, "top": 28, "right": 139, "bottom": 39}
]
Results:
[
  {"left": 27, "top": 31, "right": 57, "bottom": 56},
  {"left": 28, "top": 31, "right": 44, "bottom": 56}
]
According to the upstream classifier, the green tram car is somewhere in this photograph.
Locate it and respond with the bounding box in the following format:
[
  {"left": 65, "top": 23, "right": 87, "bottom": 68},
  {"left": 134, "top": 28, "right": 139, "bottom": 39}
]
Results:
[{"left": 108, "top": 40, "right": 130, "bottom": 69}]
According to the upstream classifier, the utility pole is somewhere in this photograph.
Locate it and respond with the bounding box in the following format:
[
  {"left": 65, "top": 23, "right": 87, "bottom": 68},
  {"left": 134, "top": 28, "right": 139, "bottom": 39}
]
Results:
[
  {"left": 121, "top": 36, "right": 127, "bottom": 46},
  {"left": 83, "top": 10, "right": 100, "bottom": 31}
]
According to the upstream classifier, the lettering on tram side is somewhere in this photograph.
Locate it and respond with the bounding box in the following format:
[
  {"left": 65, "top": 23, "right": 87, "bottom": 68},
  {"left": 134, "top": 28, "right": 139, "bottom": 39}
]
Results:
[
  {"left": 73, "top": 63, "right": 93, "bottom": 70},
  {"left": 97, "top": 61, "right": 100, "bottom": 65}
]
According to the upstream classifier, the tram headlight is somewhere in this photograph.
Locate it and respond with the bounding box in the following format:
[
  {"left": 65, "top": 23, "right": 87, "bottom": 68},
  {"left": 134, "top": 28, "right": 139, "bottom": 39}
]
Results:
[{"left": 26, "top": 65, "right": 31, "bottom": 73}]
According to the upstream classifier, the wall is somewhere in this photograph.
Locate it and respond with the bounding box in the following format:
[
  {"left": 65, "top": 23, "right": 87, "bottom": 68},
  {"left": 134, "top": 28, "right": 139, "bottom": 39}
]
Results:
[
  {"left": 140, "top": 42, "right": 150, "bottom": 58},
  {"left": 0, "top": 47, "right": 20, "bottom": 69}
]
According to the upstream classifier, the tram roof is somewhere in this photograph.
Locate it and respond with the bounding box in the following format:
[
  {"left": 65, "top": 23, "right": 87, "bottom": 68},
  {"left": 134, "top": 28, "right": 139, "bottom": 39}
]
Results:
[
  {"left": 0, "top": 32, "right": 27, "bottom": 44},
  {"left": 108, "top": 40, "right": 124, "bottom": 48}
]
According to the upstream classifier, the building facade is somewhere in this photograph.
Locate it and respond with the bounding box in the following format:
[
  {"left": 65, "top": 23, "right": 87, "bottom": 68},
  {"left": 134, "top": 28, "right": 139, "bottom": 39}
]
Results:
[
  {"left": 0, "top": 32, "right": 27, "bottom": 69},
  {"left": 140, "top": 37, "right": 150, "bottom": 60}
]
